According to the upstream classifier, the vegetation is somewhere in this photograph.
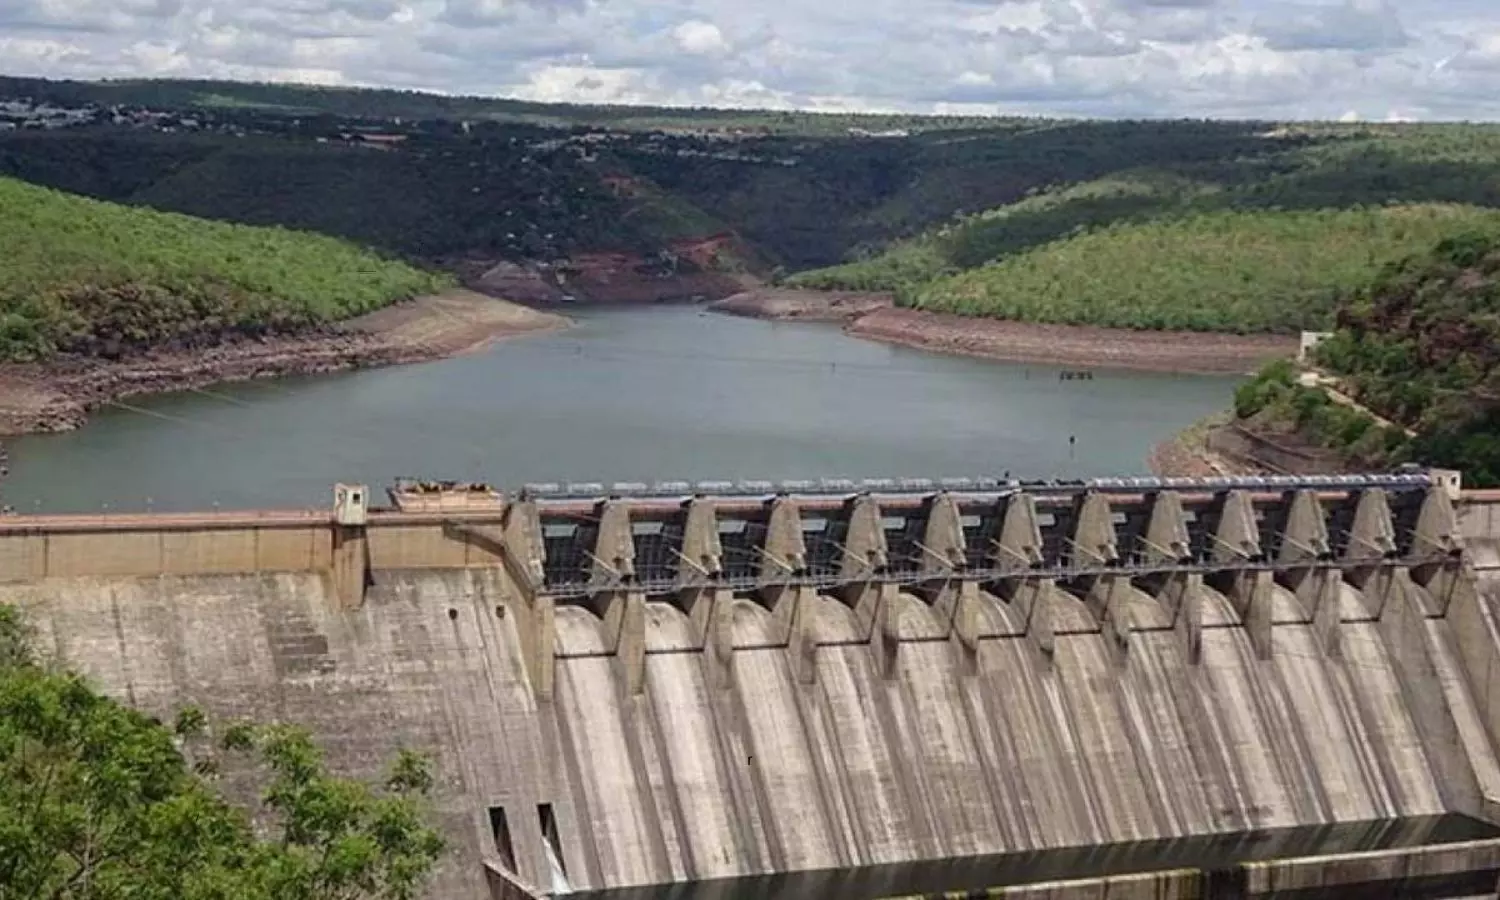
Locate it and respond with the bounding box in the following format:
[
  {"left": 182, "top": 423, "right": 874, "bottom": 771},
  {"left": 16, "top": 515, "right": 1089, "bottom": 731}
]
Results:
[
  {"left": 0, "top": 175, "right": 448, "bottom": 361},
  {"left": 904, "top": 205, "right": 1500, "bottom": 333},
  {"left": 790, "top": 172, "right": 1208, "bottom": 292},
  {"left": 1233, "top": 232, "right": 1500, "bottom": 485},
  {"left": 790, "top": 123, "right": 1500, "bottom": 331},
  {"left": 1232, "top": 360, "right": 1410, "bottom": 469},
  {"left": 0, "top": 604, "right": 445, "bottom": 899},
  {"left": 636, "top": 120, "right": 1298, "bottom": 269},
  {"left": 16, "top": 77, "right": 1500, "bottom": 337},
  {"left": 0, "top": 129, "right": 637, "bottom": 262}
]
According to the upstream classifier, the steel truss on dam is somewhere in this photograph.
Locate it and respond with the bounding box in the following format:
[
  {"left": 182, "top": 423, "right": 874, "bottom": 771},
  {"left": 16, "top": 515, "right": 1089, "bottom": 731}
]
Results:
[{"left": 442, "top": 471, "right": 1469, "bottom": 697}]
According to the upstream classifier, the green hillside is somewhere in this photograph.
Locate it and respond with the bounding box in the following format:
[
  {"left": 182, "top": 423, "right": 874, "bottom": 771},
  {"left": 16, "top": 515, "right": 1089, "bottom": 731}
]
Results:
[
  {"left": 1234, "top": 232, "right": 1500, "bottom": 484},
  {"left": 789, "top": 124, "right": 1500, "bottom": 331},
  {"left": 13, "top": 77, "right": 1500, "bottom": 299},
  {"left": 633, "top": 120, "right": 1295, "bottom": 269},
  {"left": 789, "top": 172, "right": 1207, "bottom": 293},
  {"left": 914, "top": 205, "right": 1500, "bottom": 333},
  {"left": 0, "top": 175, "right": 448, "bottom": 362}
]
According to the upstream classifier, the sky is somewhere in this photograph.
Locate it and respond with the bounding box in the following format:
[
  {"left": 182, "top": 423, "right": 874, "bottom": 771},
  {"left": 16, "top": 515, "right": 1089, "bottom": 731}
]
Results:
[{"left": 1, "top": 0, "right": 1499, "bottom": 120}]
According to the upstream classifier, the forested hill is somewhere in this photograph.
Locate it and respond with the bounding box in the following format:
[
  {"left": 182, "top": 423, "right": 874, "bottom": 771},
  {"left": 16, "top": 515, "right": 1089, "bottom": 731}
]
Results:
[
  {"left": 0, "top": 175, "right": 447, "bottom": 362},
  {"left": 1233, "top": 233, "right": 1500, "bottom": 484},
  {"left": 13, "top": 76, "right": 1500, "bottom": 337},
  {"left": 789, "top": 124, "right": 1500, "bottom": 333},
  {"left": 0, "top": 77, "right": 1402, "bottom": 272}
]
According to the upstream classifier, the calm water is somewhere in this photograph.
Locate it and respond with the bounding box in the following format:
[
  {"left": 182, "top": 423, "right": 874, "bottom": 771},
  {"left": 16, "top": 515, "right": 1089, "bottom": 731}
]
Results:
[{"left": 6, "top": 307, "right": 1239, "bottom": 513}]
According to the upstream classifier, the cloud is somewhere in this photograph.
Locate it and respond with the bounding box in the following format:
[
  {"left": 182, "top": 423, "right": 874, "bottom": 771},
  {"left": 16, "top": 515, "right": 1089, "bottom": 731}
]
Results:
[
  {"left": 0, "top": 0, "right": 1495, "bottom": 120},
  {"left": 1252, "top": 0, "right": 1408, "bottom": 52},
  {"left": 672, "top": 20, "right": 728, "bottom": 55}
]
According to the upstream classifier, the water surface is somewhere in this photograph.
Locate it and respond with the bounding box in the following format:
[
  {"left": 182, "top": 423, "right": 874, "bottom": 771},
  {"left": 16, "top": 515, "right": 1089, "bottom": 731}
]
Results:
[{"left": 7, "top": 307, "right": 1239, "bottom": 512}]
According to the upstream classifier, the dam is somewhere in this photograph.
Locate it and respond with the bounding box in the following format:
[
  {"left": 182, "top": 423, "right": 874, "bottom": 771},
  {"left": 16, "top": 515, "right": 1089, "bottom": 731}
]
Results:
[{"left": 8, "top": 469, "right": 1500, "bottom": 898}]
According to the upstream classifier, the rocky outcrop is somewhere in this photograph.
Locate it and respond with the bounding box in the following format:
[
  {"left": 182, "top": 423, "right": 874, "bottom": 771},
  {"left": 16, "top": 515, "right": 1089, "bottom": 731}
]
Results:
[
  {"left": 710, "top": 288, "right": 893, "bottom": 321},
  {"left": 472, "top": 253, "right": 754, "bottom": 307}
]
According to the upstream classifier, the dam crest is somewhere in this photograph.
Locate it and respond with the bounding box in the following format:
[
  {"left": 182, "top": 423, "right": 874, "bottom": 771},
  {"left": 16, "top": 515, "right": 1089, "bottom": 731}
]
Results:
[{"left": 10, "top": 471, "right": 1500, "bottom": 898}]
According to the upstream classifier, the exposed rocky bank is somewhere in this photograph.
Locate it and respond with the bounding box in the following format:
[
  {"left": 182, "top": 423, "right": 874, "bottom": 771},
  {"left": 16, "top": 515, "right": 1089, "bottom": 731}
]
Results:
[
  {"left": 711, "top": 288, "right": 894, "bottom": 322},
  {"left": 0, "top": 290, "right": 568, "bottom": 435},
  {"left": 713, "top": 288, "right": 1298, "bottom": 375}
]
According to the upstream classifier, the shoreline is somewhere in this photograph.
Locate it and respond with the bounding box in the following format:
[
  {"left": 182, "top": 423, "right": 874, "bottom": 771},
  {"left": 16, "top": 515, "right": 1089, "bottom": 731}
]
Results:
[
  {"left": 713, "top": 289, "right": 1298, "bottom": 375},
  {"left": 0, "top": 290, "right": 570, "bottom": 436},
  {"left": 1146, "top": 413, "right": 1262, "bottom": 478}
]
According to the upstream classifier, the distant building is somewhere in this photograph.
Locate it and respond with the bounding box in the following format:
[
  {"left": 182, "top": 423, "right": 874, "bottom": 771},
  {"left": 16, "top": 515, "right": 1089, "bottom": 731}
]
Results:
[{"left": 1298, "top": 330, "right": 1333, "bottom": 364}]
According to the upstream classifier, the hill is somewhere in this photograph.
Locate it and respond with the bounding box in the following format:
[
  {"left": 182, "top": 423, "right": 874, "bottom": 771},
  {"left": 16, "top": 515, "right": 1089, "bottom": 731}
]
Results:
[
  {"left": 12, "top": 76, "right": 1500, "bottom": 320},
  {"left": 0, "top": 83, "right": 1334, "bottom": 270},
  {"left": 1231, "top": 233, "right": 1500, "bottom": 484},
  {"left": 0, "top": 129, "right": 641, "bottom": 262},
  {"left": 0, "top": 175, "right": 448, "bottom": 362},
  {"left": 900, "top": 205, "right": 1500, "bottom": 333},
  {"left": 789, "top": 124, "right": 1500, "bottom": 331}
]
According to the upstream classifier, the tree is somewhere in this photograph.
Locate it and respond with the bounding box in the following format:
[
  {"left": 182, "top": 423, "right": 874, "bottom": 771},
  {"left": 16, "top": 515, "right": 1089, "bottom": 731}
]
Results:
[{"left": 0, "top": 605, "right": 444, "bottom": 900}]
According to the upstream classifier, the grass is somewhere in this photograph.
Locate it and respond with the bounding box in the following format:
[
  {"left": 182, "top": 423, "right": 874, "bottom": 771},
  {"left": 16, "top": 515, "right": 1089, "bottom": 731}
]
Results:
[{"left": 0, "top": 175, "right": 450, "bottom": 361}]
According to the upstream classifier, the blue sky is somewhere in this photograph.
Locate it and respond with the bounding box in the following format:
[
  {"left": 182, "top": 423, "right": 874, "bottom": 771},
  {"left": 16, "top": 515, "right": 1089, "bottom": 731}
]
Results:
[{"left": 1, "top": 0, "right": 1498, "bottom": 119}]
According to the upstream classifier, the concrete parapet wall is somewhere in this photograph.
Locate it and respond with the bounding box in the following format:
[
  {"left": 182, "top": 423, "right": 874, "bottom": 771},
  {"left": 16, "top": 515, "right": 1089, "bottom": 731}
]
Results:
[
  {"left": 0, "top": 514, "right": 517, "bottom": 583},
  {"left": 1460, "top": 498, "right": 1500, "bottom": 545},
  {"left": 0, "top": 519, "right": 333, "bottom": 581}
]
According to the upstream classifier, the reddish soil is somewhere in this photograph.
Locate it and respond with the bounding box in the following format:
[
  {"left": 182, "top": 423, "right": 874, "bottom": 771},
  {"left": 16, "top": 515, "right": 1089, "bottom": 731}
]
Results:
[
  {"left": 0, "top": 291, "right": 568, "bottom": 435},
  {"left": 559, "top": 252, "right": 748, "bottom": 304},
  {"left": 469, "top": 241, "right": 759, "bottom": 307}
]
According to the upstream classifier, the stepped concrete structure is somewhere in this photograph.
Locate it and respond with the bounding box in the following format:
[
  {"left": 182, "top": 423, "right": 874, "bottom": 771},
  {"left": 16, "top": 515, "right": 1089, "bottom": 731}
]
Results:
[{"left": 9, "top": 471, "right": 1500, "bottom": 898}]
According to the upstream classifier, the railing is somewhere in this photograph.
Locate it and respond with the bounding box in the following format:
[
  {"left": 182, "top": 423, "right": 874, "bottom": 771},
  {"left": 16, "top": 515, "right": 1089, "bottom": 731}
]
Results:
[
  {"left": 516, "top": 472, "right": 1435, "bottom": 502},
  {"left": 537, "top": 546, "right": 1455, "bottom": 598}
]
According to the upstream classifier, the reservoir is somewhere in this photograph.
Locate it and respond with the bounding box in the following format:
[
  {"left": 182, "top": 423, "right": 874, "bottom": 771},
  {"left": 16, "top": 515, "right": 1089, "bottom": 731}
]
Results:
[{"left": 5, "top": 306, "right": 1238, "bottom": 513}]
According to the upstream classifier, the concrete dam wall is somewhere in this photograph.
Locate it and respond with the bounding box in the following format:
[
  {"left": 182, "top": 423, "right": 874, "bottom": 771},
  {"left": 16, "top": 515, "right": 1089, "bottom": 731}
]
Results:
[{"left": 7, "top": 473, "right": 1500, "bottom": 898}]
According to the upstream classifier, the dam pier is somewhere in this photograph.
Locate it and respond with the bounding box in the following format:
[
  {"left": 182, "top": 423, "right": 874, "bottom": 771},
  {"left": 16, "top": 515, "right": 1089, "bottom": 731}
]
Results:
[{"left": 9, "top": 471, "right": 1500, "bottom": 898}]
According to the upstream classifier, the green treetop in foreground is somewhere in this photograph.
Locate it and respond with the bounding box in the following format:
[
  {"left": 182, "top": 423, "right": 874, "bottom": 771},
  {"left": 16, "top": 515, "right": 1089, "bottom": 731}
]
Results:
[
  {"left": 0, "top": 175, "right": 450, "bottom": 363},
  {"left": 0, "top": 605, "right": 445, "bottom": 900}
]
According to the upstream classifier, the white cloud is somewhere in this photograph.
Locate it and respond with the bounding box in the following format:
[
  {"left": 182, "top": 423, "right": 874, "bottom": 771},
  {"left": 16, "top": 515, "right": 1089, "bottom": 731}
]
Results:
[
  {"left": 0, "top": 0, "right": 1496, "bottom": 120},
  {"left": 672, "top": 20, "right": 728, "bottom": 56}
]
